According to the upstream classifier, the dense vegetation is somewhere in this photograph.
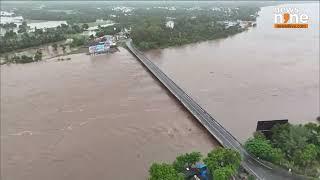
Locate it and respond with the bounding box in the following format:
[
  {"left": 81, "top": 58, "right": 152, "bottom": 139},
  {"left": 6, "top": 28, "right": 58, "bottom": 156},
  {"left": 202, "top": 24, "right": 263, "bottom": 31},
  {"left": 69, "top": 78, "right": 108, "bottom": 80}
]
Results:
[
  {"left": 245, "top": 123, "right": 320, "bottom": 177},
  {"left": 1, "top": 1, "right": 264, "bottom": 53},
  {"left": 122, "top": 5, "right": 260, "bottom": 49},
  {"left": 0, "top": 23, "right": 87, "bottom": 53},
  {"left": 131, "top": 16, "right": 244, "bottom": 50},
  {"left": 149, "top": 148, "right": 242, "bottom": 180},
  {"left": 95, "top": 24, "right": 122, "bottom": 37},
  {"left": 1, "top": 1, "right": 272, "bottom": 24},
  {"left": 0, "top": 22, "right": 17, "bottom": 29}
]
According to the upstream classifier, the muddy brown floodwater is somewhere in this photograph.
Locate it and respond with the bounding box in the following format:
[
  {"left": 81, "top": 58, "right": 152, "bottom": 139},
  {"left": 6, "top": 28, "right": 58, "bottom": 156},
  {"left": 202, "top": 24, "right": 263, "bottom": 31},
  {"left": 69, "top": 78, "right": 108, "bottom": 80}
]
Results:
[
  {"left": 1, "top": 48, "right": 217, "bottom": 180},
  {"left": 146, "top": 3, "right": 319, "bottom": 142}
]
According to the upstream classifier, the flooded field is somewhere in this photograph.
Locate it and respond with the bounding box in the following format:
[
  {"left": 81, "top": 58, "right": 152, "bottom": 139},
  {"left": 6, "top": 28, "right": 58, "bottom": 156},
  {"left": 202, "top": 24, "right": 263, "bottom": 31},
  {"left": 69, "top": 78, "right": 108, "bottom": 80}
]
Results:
[
  {"left": 1, "top": 48, "right": 217, "bottom": 180},
  {"left": 146, "top": 3, "right": 319, "bottom": 141}
]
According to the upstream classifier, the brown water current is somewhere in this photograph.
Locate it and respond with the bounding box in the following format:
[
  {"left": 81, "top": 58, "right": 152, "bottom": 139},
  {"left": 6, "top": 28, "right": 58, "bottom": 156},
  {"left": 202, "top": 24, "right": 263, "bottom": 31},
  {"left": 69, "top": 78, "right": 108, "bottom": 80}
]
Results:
[
  {"left": 145, "top": 3, "right": 319, "bottom": 142},
  {"left": 1, "top": 48, "right": 217, "bottom": 180}
]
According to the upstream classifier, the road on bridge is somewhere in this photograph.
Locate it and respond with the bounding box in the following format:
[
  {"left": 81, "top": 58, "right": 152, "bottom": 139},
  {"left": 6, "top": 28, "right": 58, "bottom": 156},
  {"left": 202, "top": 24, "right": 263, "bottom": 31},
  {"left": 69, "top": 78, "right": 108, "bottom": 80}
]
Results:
[{"left": 126, "top": 40, "right": 304, "bottom": 180}]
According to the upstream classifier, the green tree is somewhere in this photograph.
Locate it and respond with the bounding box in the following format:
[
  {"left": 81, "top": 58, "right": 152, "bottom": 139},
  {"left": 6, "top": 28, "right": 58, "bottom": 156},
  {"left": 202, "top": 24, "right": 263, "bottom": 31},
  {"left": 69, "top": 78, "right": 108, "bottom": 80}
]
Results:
[
  {"left": 18, "top": 21, "right": 28, "bottom": 33},
  {"left": 305, "top": 123, "right": 320, "bottom": 145},
  {"left": 61, "top": 45, "right": 66, "bottom": 52},
  {"left": 70, "top": 36, "right": 88, "bottom": 47},
  {"left": 11, "top": 55, "right": 34, "bottom": 64},
  {"left": 245, "top": 123, "right": 320, "bottom": 177},
  {"left": 71, "top": 24, "right": 82, "bottom": 33},
  {"left": 34, "top": 28, "right": 43, "bottom": 35},
  {"left": 245, "top": 135, "right": 284, "bottom": 163},
  {"left": 271, "top": 124, "right": 311, "bottom": 160},
  {"left": 4, "top": 30, "right": 17, "bottom": 39},
  {"left": 294, "top": 144, "right": 318, "bottom": 167},
  {"left": 172, "top": 152, "right": 202, "bottom": 172},
  {"left": 52, "top": 43, "right": 58, "bottom": 51},
  {"left": 34, "top": 50, "right": 43, "bottom": 61},
  {"left": 149, "top": 163, "right": 183, "bottom": 180},
  {"left": 203, "top": 147, "right": 241, "bottom": 179},
  {"left": 213, "top": 166, "right": 234, "bottom": 180},
  {"left": 82, "top": 23, "right": 89, "bottom": 30}
]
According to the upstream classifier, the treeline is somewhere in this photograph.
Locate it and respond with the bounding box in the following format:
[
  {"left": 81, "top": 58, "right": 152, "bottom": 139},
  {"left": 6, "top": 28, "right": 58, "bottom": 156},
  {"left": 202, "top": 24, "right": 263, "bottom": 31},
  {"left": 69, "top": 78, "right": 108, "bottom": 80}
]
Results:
[
  {"left": 130, "top": 16, "right": 244, "bottom": 50},
  {"left": 0, "top": 23, "right": 17, "bottom": 29},
  {"left": 149, "top": 148, "right": 244, "bottom": 180},
  {"left": 126, "top": 6, "right": 260, "bottom": 50},
  {"left": 7, "top": 1, "right": 262, "bottom": 24},
  {"left": 245, "top": 123, "right": 320, "bottom": 178},
  {"left": 0, "top": 23, "right": 89, "bottom": 53}
]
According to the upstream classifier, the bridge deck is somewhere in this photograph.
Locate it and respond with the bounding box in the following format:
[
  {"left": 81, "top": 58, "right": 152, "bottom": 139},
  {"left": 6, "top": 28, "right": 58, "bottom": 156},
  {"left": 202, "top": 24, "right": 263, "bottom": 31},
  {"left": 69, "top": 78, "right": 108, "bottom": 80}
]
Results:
[{"left": 126, "top": 40, "right": 303, "bottom": 180}]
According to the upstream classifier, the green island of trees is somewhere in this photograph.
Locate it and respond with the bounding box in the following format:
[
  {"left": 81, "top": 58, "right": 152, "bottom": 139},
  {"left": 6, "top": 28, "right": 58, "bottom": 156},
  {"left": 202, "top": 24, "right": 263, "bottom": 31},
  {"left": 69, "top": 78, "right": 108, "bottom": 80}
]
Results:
[
  {"left": 149, "top": 148, "right": 242, "bottom": 180},
  {"left": 131, "top": 17, "right": 244, "bottom": 50},
  {"left": 127, "top": 6, "right": 260, "bottom": 50},
  {"left": 245, "top": 122, "right": 320, "bottom": 178}
]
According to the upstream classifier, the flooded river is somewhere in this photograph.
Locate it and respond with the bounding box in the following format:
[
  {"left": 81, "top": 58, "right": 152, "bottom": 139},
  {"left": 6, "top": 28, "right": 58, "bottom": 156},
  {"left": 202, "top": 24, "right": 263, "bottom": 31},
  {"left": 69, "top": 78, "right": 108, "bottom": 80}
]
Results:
[
  {"left": 146, "top": 3, "right": 319, "bottom": 142},
  {"left": 1, "top": 3, "right": 319, "bottom": 180},
  {"left": 1, "top": 49, "right": 217, "bottom": 180}
]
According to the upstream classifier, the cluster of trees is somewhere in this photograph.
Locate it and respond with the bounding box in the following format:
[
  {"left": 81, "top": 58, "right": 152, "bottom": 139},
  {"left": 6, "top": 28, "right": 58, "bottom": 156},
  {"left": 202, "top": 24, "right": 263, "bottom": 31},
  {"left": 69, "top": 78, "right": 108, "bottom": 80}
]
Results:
[
  {"left": 130, "top": 16, "right": 244, "bottom": 50},
  {"left": 128, "top": 5, "right": 260, "bottom": 50},
  {"left": 17, "top": 21, "right": 28, "bottom": 33},
  {"left": 95, "top": 24, "right": 122, "bottom": 37},
  {"left": 4, "top": 49, "right": 43, "bottom": 64},
  {"left": 0, "top": 23, "right": 89, "bottom": 53},
  {"left": 4, "top": 1, "right": 264, "bottom": 24},
  {"left": 70, "top": 35, "right": 89, "bottom": 48},
  {"left": 15, "top": 8, "right": 111, "bottom": 24},
  {"left": 149, "top": 148, "right": 242, "bottom": 180},
  {"left": 245, "top": 123, "right": 320, "bottom": 177},
  {"left": 0, "top": 22, "right": 17, "bottom": 29}
]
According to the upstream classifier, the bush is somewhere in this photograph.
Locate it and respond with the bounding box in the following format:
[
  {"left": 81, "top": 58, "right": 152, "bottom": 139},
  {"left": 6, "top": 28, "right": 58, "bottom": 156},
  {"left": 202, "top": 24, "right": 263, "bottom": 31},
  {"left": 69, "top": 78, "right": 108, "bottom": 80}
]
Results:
[
  {"left": 245, "top": 135, "right": 284, "bottom": 163},
  {"left": 17, "top": 55, "right": 34, "bottom": 64}
]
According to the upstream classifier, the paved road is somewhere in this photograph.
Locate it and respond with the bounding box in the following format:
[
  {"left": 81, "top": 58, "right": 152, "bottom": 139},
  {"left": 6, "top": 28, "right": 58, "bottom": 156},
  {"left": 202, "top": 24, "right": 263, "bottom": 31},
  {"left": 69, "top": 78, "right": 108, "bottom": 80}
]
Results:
[{"left": 126, "top": 40, "right": 305, "bottom": 180}]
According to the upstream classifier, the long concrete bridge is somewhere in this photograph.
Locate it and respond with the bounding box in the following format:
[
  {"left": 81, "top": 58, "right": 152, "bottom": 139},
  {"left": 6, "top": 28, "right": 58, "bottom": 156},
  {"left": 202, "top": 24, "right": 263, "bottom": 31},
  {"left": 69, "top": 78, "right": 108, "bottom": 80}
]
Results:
[{"left": 126, "top": 40, "right": 304, "bottom": 180}]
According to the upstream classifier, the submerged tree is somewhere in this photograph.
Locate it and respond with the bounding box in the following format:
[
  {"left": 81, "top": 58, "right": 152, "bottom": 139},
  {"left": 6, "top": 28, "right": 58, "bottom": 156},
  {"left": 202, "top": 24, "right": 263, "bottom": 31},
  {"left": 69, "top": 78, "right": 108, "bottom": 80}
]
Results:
[
  {"left": 34, "top": 50, "right": 43, "bottom": 61},
  {"left": 52, "top": 43, "right": 58, "bottom": 51}
]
